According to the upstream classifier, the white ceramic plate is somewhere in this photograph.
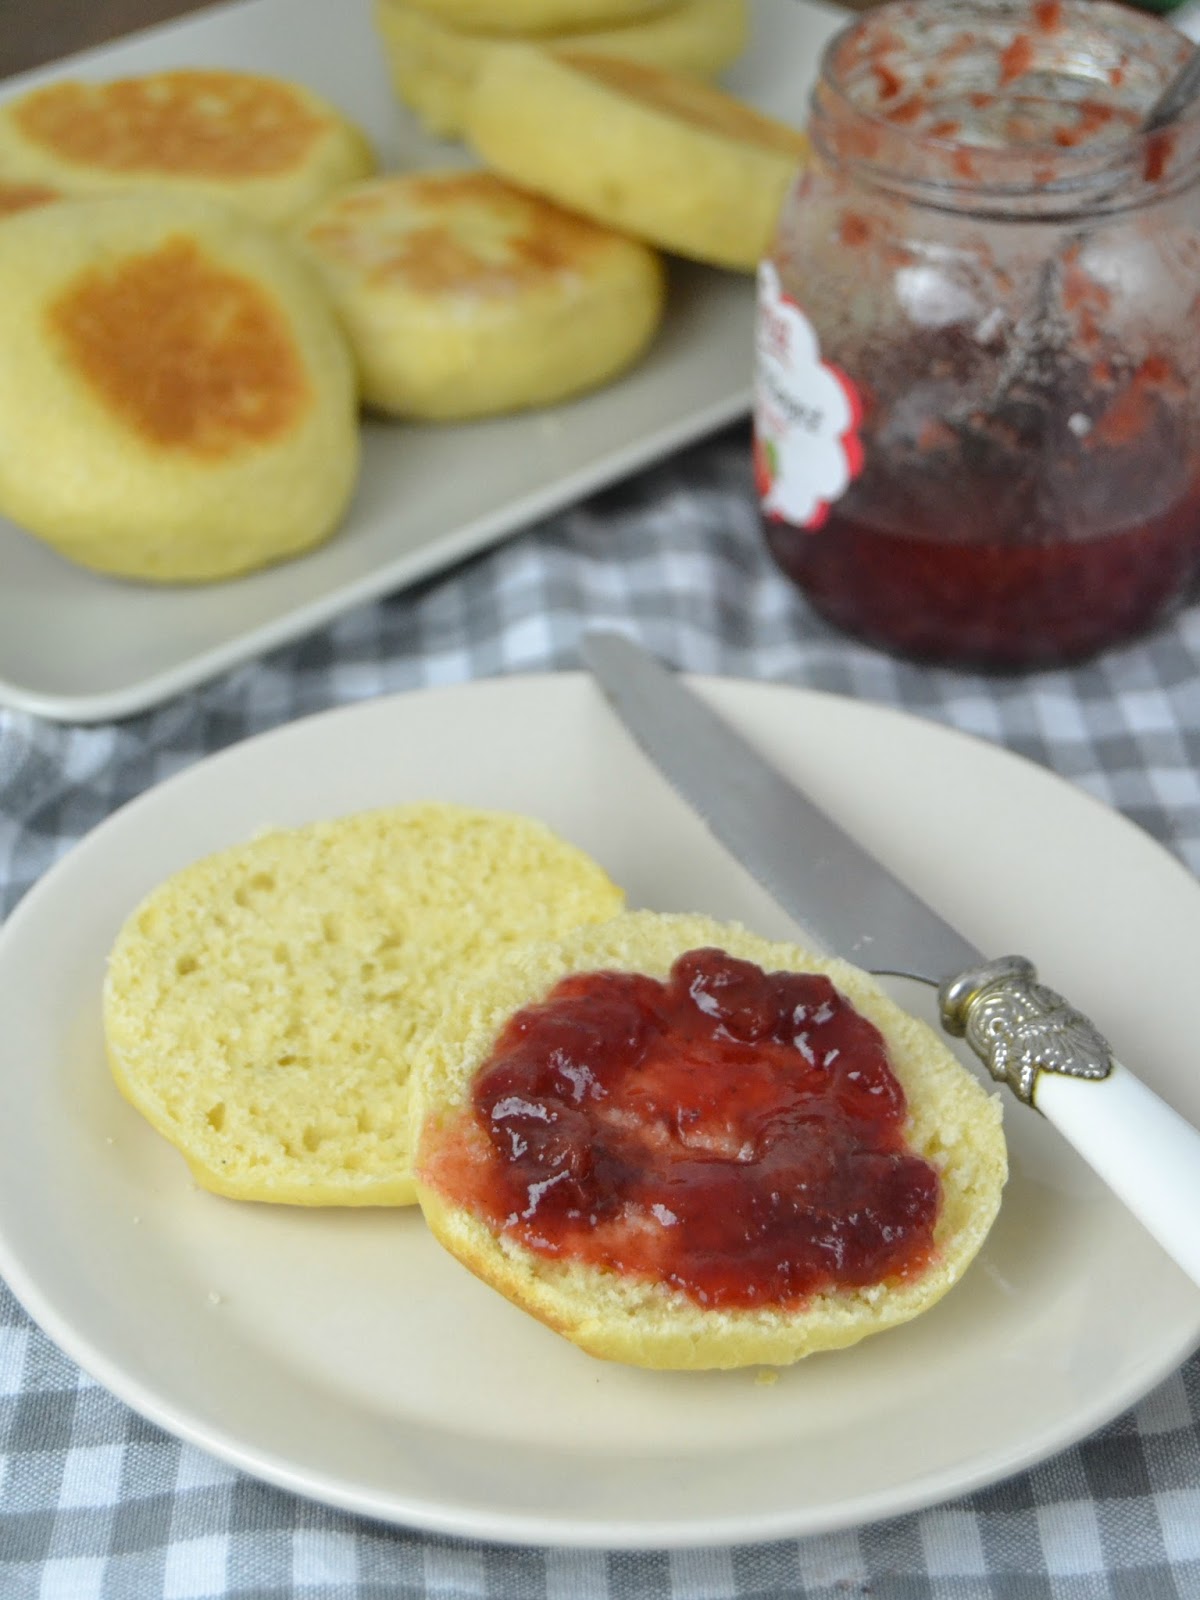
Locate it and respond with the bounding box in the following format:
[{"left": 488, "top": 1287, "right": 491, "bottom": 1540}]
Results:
[
  {"left": 0, "top": 0, "right": 845, "bottom": 725},
  {"left": 1, "top": 673, "right": 1198, "bottom": 1547}
]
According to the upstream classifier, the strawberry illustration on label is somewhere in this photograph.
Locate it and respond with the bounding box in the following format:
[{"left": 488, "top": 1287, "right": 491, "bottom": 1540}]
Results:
[{"left": 753, "top": 261, "right": 864, "bottom": 529}]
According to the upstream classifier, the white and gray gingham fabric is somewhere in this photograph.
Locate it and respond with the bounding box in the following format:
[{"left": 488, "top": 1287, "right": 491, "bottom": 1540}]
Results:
[{"left": 2, "top": 422, "right": 1200, "bottom": 1600}]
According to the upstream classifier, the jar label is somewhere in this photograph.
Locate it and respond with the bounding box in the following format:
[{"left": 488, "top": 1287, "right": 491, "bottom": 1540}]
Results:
[{"left": 753, "top": 261, "right": 864, "bottom": 528}]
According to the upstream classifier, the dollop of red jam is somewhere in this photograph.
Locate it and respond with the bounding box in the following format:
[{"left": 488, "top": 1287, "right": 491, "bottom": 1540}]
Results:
[{"left": 423, "top": 949, "right": 941, "bottom": 1310}]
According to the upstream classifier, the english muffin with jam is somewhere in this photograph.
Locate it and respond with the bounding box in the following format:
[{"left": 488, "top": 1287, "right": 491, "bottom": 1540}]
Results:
[
  {"left": 373, "top": 0, "right": 748, "bottom": 137},
  {"left": 297, "top": 170, "right": 665, "bottom": 420},
  {"left": 0, "top": 69, "right": 374, "bottom": 225},
  {"left": 466, "top": 48, "right": 808, "bottom": 271},
  {"left": 0, "top": 192, "right": 359, "bottom": 581},
  {"left": 413, "top": 911, "right": 1007, "bottom": 1369}
]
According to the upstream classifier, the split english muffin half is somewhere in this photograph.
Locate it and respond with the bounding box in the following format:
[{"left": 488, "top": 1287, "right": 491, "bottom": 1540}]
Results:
[
  {"left": 103, "top": 804, "right": 626, "bottom": 1206},
  {"left": 413, "top": 911, "right": 1007, "bottom": 1369}
]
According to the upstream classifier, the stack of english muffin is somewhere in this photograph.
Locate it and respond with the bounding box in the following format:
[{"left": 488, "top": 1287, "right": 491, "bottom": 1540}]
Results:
[
  {"left": 374, "top": 0, "right": 749, "bottom": 136},
  {"left": 0, "top": 3, "right": 809, "bottom": 585},
  {"left": 0, "top": 70, "right": 372, "bottom": 581}
]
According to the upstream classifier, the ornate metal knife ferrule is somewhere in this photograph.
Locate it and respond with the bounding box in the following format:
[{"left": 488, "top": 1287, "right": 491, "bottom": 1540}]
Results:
[{"left": 938, "top": 955, "right": 1115, "bottom": 1106}]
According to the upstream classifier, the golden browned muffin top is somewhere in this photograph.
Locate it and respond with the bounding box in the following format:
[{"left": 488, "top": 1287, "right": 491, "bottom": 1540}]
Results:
[
  {"left": 47, "top": 235, "right": 312, "bottom": 458},
  {"left": 12, "top": 70, "right": 327, "bottom": 179},
  {"left": 302, "top": 171, "right": 633, "bottom": 298}
]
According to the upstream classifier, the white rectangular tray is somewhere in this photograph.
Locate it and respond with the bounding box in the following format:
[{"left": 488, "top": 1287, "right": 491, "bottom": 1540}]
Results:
[{"left": 0, "top": 0, "right": 845, "bottom": 723}]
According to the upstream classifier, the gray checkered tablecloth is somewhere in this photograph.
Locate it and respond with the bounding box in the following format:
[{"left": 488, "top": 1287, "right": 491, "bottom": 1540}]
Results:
[{"left": 2, "top": 421, "right": 1199, "bottom": 1599}]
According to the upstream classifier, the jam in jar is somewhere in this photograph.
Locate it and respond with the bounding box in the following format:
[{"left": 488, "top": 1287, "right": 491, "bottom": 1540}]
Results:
[{"left": 755, "top": 0, "right": 1200, "bottom": 668}]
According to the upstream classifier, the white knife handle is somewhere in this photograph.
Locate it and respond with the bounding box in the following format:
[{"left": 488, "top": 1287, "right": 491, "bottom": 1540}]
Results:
[
  {"left": 1034, "top": 1062, "right": 1200, "bottom": 1287},
  {"left": 940, "top": 956, "right": 1200, "bottom": 1291}
]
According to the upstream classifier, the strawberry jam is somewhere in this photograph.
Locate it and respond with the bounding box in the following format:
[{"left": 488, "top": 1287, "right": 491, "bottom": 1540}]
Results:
[
  {"left": 764, "top": 460, "right": 1200, "bottom": 670},
  {"left": 423, "top": 950, "right": 940, "bottom": 1309}
]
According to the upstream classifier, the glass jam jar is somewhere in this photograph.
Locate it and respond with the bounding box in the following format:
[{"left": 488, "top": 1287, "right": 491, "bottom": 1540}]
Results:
[{"left": 754, "top": 0, "right": 1200, "bottom": 668}]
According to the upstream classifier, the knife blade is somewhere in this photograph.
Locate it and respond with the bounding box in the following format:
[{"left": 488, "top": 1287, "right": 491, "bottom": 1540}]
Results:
[{"left": 582, "top": 628, "right": 1200, "bottom": 1291}]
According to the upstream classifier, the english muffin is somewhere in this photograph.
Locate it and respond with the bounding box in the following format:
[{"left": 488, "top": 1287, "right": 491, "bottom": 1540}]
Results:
[
  {"left": 0, "top": 192, "right": 359, "bottom": 582},
  {"left": 466, "top": 48, "right": 808, "bottom": 270},
  {"left": 0, "top": 69, "right": 374, "bottom": 226},
  {"left": 297, "top": 170, "right": 665, "bottom": 420},
  {"left": 401, "top": 0, "right": 676, "bottom": 36},
  {"left": 374, "top": 0, "right": 747, "bottom": 137},
  {"left": 104, "top": 804, "right": 626, "bottom": 1207},
  {"left": 413, "top": 911, "right": 1007, "bottom": 1369}
]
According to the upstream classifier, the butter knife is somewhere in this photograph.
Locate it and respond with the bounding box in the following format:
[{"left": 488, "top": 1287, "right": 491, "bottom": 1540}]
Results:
[{"left": 581, "top": 629, "right": 1200, "bottom": 1291}]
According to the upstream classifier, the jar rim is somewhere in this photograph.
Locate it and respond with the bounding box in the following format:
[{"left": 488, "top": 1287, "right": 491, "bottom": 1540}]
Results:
[{"left": 812, "top": 0, "right": 1200, "bottom": 214}]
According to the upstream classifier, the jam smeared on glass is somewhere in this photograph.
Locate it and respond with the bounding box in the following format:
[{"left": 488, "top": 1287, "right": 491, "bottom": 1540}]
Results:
[{"left": 426, "top": 950, "right": 941, "bottom": 1309}]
